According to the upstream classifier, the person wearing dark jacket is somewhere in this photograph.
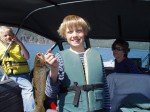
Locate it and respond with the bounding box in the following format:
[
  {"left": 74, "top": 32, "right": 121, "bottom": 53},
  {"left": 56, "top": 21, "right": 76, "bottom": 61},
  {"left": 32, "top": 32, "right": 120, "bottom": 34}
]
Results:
[{"left": 112, "top": 39, "right": 142, "bottom": 74}]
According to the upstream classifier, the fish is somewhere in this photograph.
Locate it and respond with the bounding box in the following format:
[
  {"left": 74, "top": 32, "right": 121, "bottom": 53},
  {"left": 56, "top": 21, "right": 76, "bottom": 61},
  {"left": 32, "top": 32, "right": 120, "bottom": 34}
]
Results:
[{"left": 33, "top": 53, "right": 47, "bottom": 112}]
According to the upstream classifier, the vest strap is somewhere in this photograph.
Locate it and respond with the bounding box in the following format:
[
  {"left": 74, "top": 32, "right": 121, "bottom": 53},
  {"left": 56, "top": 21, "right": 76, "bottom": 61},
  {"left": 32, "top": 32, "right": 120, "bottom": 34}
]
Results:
[
  {"left": 60, "top": 82, "right": 104, "bottom": 92},
  {"left": 4, "top": 61, "right": 28, "bottom": 66},
  {"left": 60, "top": 82, "right": 104, "bottom": 106},
  {"left": 72, "top": 82, "right": 81, "bottom": 106}
]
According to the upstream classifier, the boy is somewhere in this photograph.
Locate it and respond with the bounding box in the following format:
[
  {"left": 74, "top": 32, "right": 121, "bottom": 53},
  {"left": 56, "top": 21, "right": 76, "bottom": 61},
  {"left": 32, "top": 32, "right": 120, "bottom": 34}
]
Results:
[
  {"left": 0, "top": 26, "right": 35, "bottom": 112},
  {"left": 44, "top": 15, "right": 110, "bottom": 112}
]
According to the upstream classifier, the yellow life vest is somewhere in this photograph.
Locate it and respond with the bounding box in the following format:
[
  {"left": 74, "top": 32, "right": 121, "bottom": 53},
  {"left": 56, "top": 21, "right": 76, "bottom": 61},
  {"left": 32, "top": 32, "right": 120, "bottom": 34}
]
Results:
[{"left": 0, "top": 41, "right": 30, "bottom": 75}]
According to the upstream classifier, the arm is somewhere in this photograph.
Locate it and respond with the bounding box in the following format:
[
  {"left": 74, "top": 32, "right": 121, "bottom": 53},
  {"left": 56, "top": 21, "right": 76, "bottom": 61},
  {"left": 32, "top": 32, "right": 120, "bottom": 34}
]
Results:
[
  {"left": 126, "top": 59, "right": 142, "bottom": 74},
  {"left": 99, "top": 55, "right": 111, "bottom": 111},
  {"left": 45, "top": 75, "right": 60, "bottom": 98},
  {"left": 12, "top": 36, "right": 29, "bottom": 59},
  {"left": 102, "top": 61, "right": 111, "bottom": 111},
  {"left": 44, "top": 50, "right": 58, "bottom": 83},
  {"left": 44, "top": 51, "right": 61, "bottom": 98}
]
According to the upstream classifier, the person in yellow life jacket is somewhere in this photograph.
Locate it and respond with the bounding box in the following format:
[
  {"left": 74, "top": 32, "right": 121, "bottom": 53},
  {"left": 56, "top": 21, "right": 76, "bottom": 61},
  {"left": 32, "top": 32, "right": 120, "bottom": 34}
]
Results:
[
  {"left": 44, "top": 15, "right": 111, "bottom": 112},
  {"left": 0, "top": 26, "right": 35, "bottom": 112}
]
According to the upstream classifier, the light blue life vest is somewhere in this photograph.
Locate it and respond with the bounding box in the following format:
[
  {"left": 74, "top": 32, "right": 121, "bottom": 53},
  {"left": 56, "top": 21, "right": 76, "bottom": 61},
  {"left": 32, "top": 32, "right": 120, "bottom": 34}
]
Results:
[{"left": 57, "top": 48, "right": 104, "bottom": 112}]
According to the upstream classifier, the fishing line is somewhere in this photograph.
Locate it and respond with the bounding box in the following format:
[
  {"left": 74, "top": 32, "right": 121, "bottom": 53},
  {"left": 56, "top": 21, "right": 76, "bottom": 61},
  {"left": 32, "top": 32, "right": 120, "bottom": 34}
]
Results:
[{"left": 15, "top": 0, "right": 98, "bottom": 35}]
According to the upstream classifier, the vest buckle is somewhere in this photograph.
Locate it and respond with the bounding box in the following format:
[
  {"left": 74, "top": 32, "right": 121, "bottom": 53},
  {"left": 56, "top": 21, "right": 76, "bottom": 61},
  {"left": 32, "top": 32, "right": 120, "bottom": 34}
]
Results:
[{"left": 73, "top": 82, "right": 81, "bottom": 106}]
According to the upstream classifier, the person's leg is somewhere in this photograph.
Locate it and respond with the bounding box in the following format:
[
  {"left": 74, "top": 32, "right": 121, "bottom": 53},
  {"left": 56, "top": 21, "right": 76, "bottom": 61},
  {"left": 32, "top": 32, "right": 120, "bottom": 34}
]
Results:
[{"left": 9, "top": 74, "right": 35, "bottom": 112}]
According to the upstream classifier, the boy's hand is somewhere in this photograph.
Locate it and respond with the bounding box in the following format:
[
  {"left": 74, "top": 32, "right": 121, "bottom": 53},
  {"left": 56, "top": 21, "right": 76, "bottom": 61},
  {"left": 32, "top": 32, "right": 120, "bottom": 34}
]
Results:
[
  {"left": 44, "top": 50, "right": 58, "bottom": 82},
  {"left": 44, "top": 50, "right": 58, "bottom": 68}
]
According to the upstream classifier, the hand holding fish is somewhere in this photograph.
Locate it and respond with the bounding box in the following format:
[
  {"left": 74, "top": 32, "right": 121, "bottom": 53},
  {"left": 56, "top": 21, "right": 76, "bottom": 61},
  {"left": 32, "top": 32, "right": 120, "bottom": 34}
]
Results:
[{"left": 44, "top": 50, "right": 58, "bottom": 83}]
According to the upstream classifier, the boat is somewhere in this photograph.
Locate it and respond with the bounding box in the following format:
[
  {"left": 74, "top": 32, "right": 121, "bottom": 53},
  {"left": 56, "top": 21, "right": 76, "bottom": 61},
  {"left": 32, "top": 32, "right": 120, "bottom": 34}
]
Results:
[{"left": 0, "top": 0, "right": 150, "bottom": 112}]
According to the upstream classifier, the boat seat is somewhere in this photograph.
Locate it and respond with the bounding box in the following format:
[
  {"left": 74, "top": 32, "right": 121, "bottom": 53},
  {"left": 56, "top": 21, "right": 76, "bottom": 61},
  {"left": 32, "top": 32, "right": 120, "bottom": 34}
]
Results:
[{"left": 107, "top": 73, "right": 150, "bottom": 112}]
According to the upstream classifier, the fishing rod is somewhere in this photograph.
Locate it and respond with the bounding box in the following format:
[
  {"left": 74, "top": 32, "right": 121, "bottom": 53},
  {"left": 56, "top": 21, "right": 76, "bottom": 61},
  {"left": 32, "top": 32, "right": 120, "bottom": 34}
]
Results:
[
  {"left": 0, "top": 41, "right": 13, "bottom": 81},
  {"left": 15, "top": 0, "right": 98, "bottom": 35},
  {"left": 0, "top": 67, "right": 8, "bottom": 81},
  {"left": 0, "top": 41, "right": 13, "bottom": 60}
]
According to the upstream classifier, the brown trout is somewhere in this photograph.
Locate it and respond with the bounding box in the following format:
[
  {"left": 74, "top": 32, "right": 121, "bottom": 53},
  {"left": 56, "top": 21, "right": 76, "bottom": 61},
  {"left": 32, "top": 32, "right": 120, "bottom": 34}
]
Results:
[{"left": 33, "top": 53, "right": 46, "bottom": 112}]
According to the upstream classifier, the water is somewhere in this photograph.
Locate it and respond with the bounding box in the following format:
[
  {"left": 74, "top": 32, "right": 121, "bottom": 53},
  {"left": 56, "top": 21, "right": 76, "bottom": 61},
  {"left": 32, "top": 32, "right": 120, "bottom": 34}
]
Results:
[
  {"left": 95, "top": 47, "right": 149, "bottom": 68},
  {"left": 25, "top": 43, "right": 53, "bottom": 70},
  {"left": 26, "top": 43, "right": 149, "bottom": 70},
  {"left": 0, "top": 43, "right": 149, "bottom": 78}
]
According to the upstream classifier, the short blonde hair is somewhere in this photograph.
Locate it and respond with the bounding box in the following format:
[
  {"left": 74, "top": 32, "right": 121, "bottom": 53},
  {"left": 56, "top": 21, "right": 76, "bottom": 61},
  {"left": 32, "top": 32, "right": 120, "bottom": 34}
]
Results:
[
  {"left": 0, "top": 26, "right": 14, "bottom": 36},
  {"left": 57, "top": 15, "right": 91, "bottom": 38}
]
